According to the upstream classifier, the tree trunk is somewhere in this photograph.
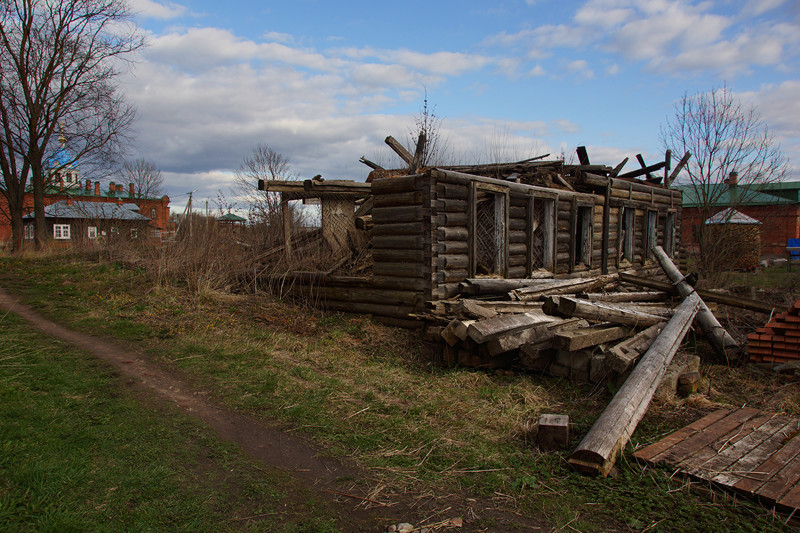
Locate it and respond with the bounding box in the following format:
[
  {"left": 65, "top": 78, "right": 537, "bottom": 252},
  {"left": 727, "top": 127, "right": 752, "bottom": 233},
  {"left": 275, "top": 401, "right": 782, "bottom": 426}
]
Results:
[{"left": 32, "top": 163, "right": 47, "bottom": 249}]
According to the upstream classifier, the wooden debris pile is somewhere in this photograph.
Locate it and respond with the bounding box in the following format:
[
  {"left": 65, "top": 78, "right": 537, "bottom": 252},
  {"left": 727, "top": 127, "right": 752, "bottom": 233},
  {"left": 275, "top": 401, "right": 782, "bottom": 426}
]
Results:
[
  {"left": 429, "top": 273, "right": 680, "bottom": 383},
  {"left": 427, "top": 246, "right": 778, "bottom": 385}
]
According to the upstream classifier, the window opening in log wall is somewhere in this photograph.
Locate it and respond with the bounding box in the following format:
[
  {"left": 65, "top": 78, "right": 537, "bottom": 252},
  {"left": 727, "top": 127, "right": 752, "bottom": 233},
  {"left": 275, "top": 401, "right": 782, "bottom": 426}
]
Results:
[
  {"left": 645, "top": 209, "right": 657, "bottom": 259},
  {"left": 532, "top": 197, "right": 555, "bottom": 271},
  {"left": 475, "top": 189, "right": 507, "bottom": 276},
  {"left": 664, "top": 211, "right": 676, "bottom": 256},
  {"left": 574, "top": 205, "right": 592, "bottom": 268},
  {"left": 621, "top": 207, "right": 634, "bottom": 262}
]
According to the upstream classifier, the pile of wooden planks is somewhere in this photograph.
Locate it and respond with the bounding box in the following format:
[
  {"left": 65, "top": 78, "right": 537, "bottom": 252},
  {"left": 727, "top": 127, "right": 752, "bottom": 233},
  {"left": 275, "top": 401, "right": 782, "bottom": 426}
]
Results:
[{"left": 433, "top": 273, "right": 681, "bottom": 380}]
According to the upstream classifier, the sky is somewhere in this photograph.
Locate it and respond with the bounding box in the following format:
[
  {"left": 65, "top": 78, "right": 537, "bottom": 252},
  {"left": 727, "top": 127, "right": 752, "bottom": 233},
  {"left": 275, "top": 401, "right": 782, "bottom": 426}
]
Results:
[{"left": 119, "top": 0, "right": 800, "bottom": 213}]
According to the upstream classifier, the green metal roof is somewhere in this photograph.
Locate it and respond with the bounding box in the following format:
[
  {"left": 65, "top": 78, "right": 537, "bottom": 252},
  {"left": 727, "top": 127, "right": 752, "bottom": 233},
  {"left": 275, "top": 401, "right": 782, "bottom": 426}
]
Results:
[{"left": 675, "top": 183, "right": 797, "bottom": 208}]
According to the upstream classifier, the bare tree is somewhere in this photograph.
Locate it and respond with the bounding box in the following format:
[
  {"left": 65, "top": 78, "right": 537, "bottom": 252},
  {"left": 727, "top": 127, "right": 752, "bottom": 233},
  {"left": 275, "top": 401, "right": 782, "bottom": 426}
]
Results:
[
  {"left": 232, "top": 144, "right": 301, "bottom": 246},
  {"left": 0, "top": 0, "right": 142, "bottom": 250},
  {"left": 660, "top": 85, "right": 789, "bottom": 275},
  {"left": 121, "top": 159, "right": 163, "bottom": 199},
  {"left": 406, "top": 92, "right": 450, "bottom": 167}
]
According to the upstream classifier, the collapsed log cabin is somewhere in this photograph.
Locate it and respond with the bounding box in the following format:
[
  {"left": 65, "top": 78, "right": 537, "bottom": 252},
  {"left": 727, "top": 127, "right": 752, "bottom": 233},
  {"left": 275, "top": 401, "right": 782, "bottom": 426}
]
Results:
[{"left": 259, "top": 140, "right": 685, "bottom": 329}]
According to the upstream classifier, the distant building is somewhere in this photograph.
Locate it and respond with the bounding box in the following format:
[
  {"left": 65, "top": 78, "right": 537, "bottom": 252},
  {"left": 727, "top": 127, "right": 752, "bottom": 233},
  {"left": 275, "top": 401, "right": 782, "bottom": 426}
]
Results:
[
  {"left": 0, "top": 141, "right": 170, "bottom": 247},
  {"left": 22, "top": 200, "right": 152, "bottom": 246},
  {"left": 677, "top": 176, "right": 800, "bottom": 258}
]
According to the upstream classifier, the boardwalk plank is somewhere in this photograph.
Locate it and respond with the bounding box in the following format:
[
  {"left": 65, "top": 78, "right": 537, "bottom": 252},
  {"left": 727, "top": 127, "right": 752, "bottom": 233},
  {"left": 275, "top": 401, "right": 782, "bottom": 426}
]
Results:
[{"left": 633, "top": 409, "right": 731, "bottom": 464}]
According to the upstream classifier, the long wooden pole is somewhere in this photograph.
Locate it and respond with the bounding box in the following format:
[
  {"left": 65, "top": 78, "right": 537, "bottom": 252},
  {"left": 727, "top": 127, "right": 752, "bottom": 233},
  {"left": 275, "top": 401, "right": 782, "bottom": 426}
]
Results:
[
  {"left": 569, "top": 292, "right": 701, "bottom": 476},
  {"left": 652, "top": 246, "right": 743, "bottom": 363}
]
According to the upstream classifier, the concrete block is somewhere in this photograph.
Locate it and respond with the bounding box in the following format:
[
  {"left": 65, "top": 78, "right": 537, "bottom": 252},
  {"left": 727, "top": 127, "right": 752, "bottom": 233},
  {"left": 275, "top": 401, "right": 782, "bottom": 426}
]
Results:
[{"left": 537, "top": 414, "right": 569, "bottom": 450}]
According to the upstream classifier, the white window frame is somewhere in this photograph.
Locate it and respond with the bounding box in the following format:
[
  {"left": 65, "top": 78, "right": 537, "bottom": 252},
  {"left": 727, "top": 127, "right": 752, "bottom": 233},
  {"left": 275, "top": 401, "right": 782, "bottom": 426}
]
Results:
[
  {"left": 53, "top": 224, "right": 71, "bottom": 240},
  {"left": 87, "top": 226, "right": 98, "bottom": 239},
  {"left": 24, "top": 224, "right": 34, "bottom": 240}
]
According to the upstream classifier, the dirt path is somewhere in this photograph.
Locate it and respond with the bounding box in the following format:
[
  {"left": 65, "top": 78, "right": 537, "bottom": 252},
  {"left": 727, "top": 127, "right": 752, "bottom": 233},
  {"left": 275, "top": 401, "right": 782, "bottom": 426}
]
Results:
[
  {"left": 0, "top": 287, "right": 549, "bottom": 532},
  {"left": 0, "top": 288, "right": 407, "bottom": 531}
]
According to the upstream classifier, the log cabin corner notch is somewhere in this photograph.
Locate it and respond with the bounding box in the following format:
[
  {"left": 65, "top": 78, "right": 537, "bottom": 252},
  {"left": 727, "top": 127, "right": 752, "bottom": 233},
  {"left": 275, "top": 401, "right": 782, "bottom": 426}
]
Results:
[{"left": 259, "top": 145, "right": 686, "bottom": 328}]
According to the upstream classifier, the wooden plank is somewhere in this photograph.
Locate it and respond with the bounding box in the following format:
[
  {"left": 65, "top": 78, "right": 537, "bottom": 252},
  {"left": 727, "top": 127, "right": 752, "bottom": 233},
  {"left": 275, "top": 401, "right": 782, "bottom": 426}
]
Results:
[
  {"left": 757, "top": 438, "right": 800, "bottom": 504},
  {"left": 633, "top": 409, "right": 733, "bottom": 464},
  {"left": 711, "top": 418, "right": 796, "bottom": 487},
  {"left": 682, "top": 416, "right": 790, "bottom": 480},
  {"left": 652, "top": 407, "right": 762, "bottom": 464},
  {"left": 553, "top": 325, "right": 631, "bottom": 352},
  {"left": 385, "top": 135, "right": 414, "bottom": 165},
  {"left": 733, "top": 420, "right": 800, "bottom": 496},
  {"left": 606, "top": 322, "right": 665, "bottom": 373},
  {"left": 467, "top": 312, "right": 555, "bottom": 344}
]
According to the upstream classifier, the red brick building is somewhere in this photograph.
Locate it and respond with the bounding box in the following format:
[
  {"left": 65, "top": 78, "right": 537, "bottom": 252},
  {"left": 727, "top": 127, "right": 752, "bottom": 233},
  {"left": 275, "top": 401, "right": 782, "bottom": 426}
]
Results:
[
  {"left": 0, "top": 179, "right": 171, "bottom": 248},
  {"left": 677, "top": 179, "right": 800, "bottom": 258}
]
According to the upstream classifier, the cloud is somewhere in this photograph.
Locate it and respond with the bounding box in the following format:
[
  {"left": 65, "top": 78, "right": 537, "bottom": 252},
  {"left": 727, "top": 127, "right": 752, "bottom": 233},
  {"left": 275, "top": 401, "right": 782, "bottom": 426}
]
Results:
[
  {"left": 129, "top": 0, "right": 187, "bottom": 20},
  {"left": 566, "top": 59, "right": 594, "bottom": 79}
]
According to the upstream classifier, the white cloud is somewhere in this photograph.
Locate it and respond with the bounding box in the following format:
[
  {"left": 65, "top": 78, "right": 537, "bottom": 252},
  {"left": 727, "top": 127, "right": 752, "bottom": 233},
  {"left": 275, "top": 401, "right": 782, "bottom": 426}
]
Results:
[
  {"left": 566, "top": 59, "right": 594, "bottom": 79},
  {"left": 129, "top": 0, "right": 187, "bottom": 20}
]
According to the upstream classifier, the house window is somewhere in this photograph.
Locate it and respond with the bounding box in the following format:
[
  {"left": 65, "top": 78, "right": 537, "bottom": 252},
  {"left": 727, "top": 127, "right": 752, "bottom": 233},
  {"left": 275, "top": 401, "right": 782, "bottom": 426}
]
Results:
[
  {"left": 24, "top": 224, "right": 34, "bottom": 240},
  {"left": 53, "top": 224, "right": 71, "bottom": 240},
  {"left": 87, "top": 226, "right": 98, "bottom": 239},
  {"left": 531, "top": 196, "right": 555, "bottom": 271},
  {"left": 130, "top": 228, "right": 139, "bottom": 240},
  {"left": 472, "top": 185, "right": 508, "bottom": 277},
  {"left": 664, "top": 212, "right": 676, "bottom": 256},
  {"left": 620, "top": 208, "right": 635, "bottom": 262},
  {"left": 573, "top": 204, "right": 593, "bottom": 268},
  {"left": 644, "top": 210, "right": 657, "bottom": 259},
  {"left": 151, "top": 208, "right": 157, "bottom": 219}
]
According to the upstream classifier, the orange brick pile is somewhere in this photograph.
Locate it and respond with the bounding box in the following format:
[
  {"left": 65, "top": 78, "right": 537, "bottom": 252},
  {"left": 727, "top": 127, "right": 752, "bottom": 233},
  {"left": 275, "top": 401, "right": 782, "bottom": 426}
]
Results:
[{"left": 748, "top": 301, "right": 800, "bottom": 363}]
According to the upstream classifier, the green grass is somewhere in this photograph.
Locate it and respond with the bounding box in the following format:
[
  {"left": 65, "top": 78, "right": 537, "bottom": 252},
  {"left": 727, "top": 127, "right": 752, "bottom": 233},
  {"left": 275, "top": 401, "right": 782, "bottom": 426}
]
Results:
[
  {"left": 0, "top": 306, "right": 340, "bottom": 532},
  {"left": 0, "top": 253, "right": 796, "bottom": 531}
]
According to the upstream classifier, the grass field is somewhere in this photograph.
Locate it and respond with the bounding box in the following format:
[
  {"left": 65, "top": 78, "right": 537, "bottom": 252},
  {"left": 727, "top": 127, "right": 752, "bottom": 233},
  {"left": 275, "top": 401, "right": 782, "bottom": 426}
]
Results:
[{"left": 1, "top": 253, "right": 798, "bottom": 532}]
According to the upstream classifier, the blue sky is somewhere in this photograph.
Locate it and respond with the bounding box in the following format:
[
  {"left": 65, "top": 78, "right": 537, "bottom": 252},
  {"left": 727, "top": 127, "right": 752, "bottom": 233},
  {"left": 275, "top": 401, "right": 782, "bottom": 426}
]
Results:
[{"left": 122, "top": 0, "right": 800, "bottom": 211}]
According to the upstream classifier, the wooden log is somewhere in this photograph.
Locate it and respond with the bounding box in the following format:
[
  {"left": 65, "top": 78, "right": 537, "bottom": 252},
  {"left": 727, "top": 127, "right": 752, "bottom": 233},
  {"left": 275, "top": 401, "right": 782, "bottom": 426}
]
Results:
[
  {"left": 437, "top": 226, "right": 468, "bottom": 241},
  {"left": 652, "top": 246, "right": 742, "bottom": 363},
  {"left": 605, "top": 322, "right": 666, "bottom": 373},
  {"left": 617, "top": 273, "right": 785, "bottom": 314},
  {"left": 355, "top": 214, "right": 373, "bottom": 230},
  {"left": 545, "top": 296, "right": 667, "bottom": 327},
  {"left": 437, "top": 198, "right": 469, "bottom": 212},
  {"left": 371, "top": 235, "right": 424, "bottom": 249},
  {"left": 437, "top": 241, "right": 468, "bottom": 254},
  {"left": 454, "top": 300, "right": 498, "bottom": 320},
  {"left": 577, "top": 291, "right": 669, "bottom": 303},
  {"left": 373, "top": 191, "right": 423, "bottom": 207},
  {"left": 436, "top": 183, "right": 469, "bottom": 199},
  {"left": 512, "top": 275, "right": 617, "bottom": 301},
  {"left": 488, "top": 317, "right": 587, "bottom": 356},
  {"left": 385, "top": 135, "right": 414, "bottom": 165},
  {"left": 373, "top": 262, "right": 425, "bottom": 278},
  {"left": 437, "top": 212, "right": 468, "bottom": 226},
  {"left": 372, "top": 175, "right": 422, "bottom": 195},
  {"left": 372, "top": 206, "right": 424, "bottom": 223},
  {"left": 568, "top": 292, "right": 702, "bottom": 476},
  {"left": 372, "top": 249, "right": 424, "bottom": 262},
  {"left": 371, "top": 276, "right": 428, "bottom": 291},
  {"left": 467, "top": 312, "right": 555, "bottom": 344},
  {"left": 554, "top": 325, "right": 632, "bottom": 352},
  {"left": 458, "top": 277, "right": 552, "bottom": 296},
  {"left": 666, "top": 151, "right": 691, "bottom": 186},
  {"left": 439, "top": 254, "right": 469, "bottom": 270},
  {"left": 371, "top": 221, "right": 424, "bottom": 236}
]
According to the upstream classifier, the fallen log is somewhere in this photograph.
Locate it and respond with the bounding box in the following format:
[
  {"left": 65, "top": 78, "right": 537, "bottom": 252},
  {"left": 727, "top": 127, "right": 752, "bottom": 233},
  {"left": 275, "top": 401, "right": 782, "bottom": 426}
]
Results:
[
  {"left": 569, "top": 292, "right": 702, "bottom": 476},
  {"left": 511, "top": 275, "right": 617, "bottom": 301},
  {"left": 458, "top": 277, "right": 553, "bottom": 296},
  {"left": 605, "top": 322, "right": 666, "bottom": 373},
  {"left": 618, "top": 272, "right": 784, "bottom": 314},
  {"left": 577, "top": 291, "right": 669, "bottom": 303},
  {"left": 544, "top": 296, "right": 668, "bottom": 327},
  {"left": 652, "top": 246, "right": 743, "bottom": 363}
]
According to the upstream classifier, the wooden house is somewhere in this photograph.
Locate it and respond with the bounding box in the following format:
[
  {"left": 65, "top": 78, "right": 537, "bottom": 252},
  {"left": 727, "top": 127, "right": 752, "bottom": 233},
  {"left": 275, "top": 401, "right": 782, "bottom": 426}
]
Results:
[{"left": 260, "top": 142, "right": 684, "bottom": 328}]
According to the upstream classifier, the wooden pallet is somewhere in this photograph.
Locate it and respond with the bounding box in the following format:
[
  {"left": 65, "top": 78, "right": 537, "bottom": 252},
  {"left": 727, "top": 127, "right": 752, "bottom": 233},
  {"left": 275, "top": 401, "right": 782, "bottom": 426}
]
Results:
[{"left": 633, "top": 408, "right": 800, "bottom": 512}]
